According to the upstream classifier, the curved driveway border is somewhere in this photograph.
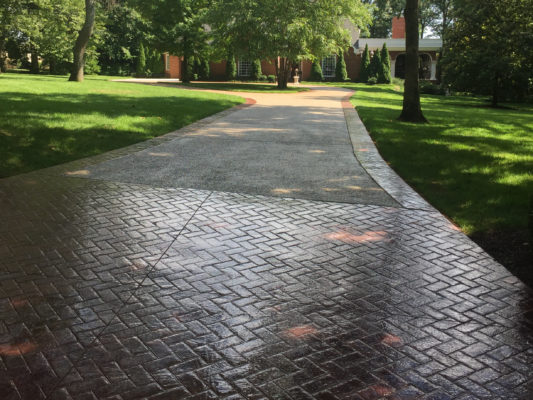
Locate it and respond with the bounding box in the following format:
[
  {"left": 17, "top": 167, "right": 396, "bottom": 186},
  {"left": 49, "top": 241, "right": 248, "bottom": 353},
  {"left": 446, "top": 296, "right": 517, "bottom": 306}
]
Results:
[{"left": 341, "top": 94, "right": 434, "bottom": 211}]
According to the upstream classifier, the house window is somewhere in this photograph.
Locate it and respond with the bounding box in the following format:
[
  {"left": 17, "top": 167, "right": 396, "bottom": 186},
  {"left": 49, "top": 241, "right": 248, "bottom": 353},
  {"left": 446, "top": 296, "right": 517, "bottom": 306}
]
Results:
[
  {"left": 321, "top": 55, "right": 336, "bottom": 78},
  {"left": 165, "top": 54, "right": 170, "bottom": 71},
  {"left": 238, "top": 60, "right": 252, "bottom": 77}
]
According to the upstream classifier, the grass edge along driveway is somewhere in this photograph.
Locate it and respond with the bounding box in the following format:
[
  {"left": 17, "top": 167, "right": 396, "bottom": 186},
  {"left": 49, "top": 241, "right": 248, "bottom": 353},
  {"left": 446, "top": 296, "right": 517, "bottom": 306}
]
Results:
[
  {"left": 348, "top": 83, "right": 532, "bottom": 285},
  {"left": 0, "top": 73, "right": 245, "bottom": 178}
]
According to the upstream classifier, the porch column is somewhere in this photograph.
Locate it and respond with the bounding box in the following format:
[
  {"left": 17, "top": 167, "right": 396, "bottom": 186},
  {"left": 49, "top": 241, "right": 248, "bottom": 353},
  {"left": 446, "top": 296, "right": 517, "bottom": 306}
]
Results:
[
  {"left": 430, "top": 60, "right": 437, "bottom": 80},
  {"left": 390, "top": 60, "right": 395, "bottom": 78}
]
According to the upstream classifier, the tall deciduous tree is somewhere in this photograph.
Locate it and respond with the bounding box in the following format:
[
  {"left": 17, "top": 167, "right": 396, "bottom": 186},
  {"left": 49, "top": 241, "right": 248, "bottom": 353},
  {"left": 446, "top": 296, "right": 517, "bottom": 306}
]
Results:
[
  {"left": 133, "top": 0, "right": 210, "bottom": 83},
  {"left": 0, "top": 0, "right": 23, "bottom": 72},
  {"left": 442, "top": 0, "right": 532, "bottom": 106},
  {"left": 69, "top": 0, "right": 96, "bottom": 81},
  {"left": 209, "top": 0, "right": 370, "bottom": 89},
  {"left": 399, "top": 0, "right": 427, "bottom": 122}
]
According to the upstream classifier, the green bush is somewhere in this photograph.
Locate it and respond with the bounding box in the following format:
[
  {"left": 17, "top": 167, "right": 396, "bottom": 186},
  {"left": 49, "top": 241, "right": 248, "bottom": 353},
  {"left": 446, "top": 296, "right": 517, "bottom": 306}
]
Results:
[
  {"left": 367, "top": 76, "right": 378, "bottom": 85},
  {"left": 419, "top": 80, "right": 445, "bottom": 95},
  {"left": 359, "top": 44, "right": 371, "bottom": 83},
  {"left": 335, "top": 53, "right": 348, "bottom": 82},
  {"left": 226, "top": 54, "right": 237, "bottom": 81},
  {"left": 310, "top": 60, "right": 323, "bottom": 81},
  {"left": 198, "top": 58, "right": 210, "bottom": 80},
  {"left": 251, "top": 59, "right": 262, "bottom": 81},
  {"left": 368, "top": 50, "right": 381, "bottom": 80},
  {"left": 267, "top": 75, "right": 276, "bottom": 83},
  {"left": 136, "top": 42, "right": 146, "bottom": 77},
  {"left": 378, "top": 43, "right": 391, "bottom": 84},
  {"left": 258, "top": 74, "right": 267, "bottom": 81}
]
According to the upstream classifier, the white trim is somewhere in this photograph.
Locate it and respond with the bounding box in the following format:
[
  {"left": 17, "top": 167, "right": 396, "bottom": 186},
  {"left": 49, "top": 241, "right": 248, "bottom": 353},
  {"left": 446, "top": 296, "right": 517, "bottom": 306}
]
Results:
[
  {"left": 357, "top": 38, "right": 442, "bottom": 52},
  {"left": 165, "top": 53, "right": 170, "bottom": 71}
]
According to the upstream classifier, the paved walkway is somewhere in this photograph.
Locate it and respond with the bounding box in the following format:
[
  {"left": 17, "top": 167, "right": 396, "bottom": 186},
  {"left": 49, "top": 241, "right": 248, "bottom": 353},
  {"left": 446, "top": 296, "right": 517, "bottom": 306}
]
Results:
[{"left": 0, "top": 85, "right": 531, "bottom": 400}]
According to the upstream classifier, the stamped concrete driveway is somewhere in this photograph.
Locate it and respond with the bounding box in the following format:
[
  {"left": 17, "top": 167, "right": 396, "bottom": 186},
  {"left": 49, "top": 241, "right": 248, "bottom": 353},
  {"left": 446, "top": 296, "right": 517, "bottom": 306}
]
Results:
[{"left": 0, "top": 84, "right": 531, "bottom": 400}]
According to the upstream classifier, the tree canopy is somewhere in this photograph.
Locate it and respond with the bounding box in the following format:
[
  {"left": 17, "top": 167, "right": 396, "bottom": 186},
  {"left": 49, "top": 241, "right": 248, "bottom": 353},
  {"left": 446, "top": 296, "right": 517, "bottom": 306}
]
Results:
[
  {"left": 208, "top": 0, "right": 371, "bottom": 88},
  {"left": 442, "top": 0, "right": 533, "bottom": 105}
]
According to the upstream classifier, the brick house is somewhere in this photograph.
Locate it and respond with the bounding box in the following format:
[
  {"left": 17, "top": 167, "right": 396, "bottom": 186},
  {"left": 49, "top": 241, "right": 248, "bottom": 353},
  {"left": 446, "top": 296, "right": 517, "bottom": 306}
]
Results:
[{"left": 163, "top": 17, "right": 441, "bottom": 82}]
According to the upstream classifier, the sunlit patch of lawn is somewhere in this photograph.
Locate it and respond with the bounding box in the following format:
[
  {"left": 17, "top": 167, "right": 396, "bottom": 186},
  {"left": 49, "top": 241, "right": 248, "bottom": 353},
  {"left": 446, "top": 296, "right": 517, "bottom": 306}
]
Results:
[{"left": 0, "top": 73, "right": 244, "bottom": 177}]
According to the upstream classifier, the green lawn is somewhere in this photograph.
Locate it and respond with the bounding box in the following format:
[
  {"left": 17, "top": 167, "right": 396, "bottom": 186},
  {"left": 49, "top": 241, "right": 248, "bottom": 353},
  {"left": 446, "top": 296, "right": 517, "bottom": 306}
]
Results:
[
  {"left": 180, "top": 82, "right": 308, "bottom": 93},
  {"left": 343, "top": 83, "right": 532, "bottom": 282},
  {"left": 0, "top": 73, "right": 244, "bottom": 177}
]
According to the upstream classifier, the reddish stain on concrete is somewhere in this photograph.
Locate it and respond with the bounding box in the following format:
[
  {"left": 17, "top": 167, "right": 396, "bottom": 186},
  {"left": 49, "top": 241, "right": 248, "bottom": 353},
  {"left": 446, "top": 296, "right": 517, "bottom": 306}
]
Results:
[
  {"left": 381, "top": 333, "right": 403, "bottom": 347},
  {"left": 0, "top": 342, "right": 39, "bottom": 356},
  {"left": 11, "top": 298, "right": 29, "bottom": 308},
  {"left": 371, "top": 384, "right": 395, "bottom": 396},
  {"left": 285, "top": 325, "right": 317, "bottom": 338},
  {"left": 324, "top": 230, "right": 387, "bottom": 243}
]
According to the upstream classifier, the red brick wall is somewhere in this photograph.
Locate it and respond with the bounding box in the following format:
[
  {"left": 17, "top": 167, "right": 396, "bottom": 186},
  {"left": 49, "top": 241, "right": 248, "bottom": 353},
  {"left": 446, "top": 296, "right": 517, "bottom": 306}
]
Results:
[
  {"left": 392, "top": 17, "right": 405, "bottom": 39},
  {"left": 345, "top": 48, "right": 360, "bottom": 81},
  {"left": 165, "top": 55, "right": 181, "bottom": 79},
  {"left": 261, "top": 60, "right": 277, "bottom": 76},
  {"left": 209, "top": 60, "right": 227, "bottom": 80}
]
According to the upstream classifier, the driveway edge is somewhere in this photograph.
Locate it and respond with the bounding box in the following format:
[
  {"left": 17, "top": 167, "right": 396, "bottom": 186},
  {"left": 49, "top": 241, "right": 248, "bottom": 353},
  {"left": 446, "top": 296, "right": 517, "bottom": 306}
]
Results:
[{"left": 342, "top": 94, "right": 434, "bottom": 211}]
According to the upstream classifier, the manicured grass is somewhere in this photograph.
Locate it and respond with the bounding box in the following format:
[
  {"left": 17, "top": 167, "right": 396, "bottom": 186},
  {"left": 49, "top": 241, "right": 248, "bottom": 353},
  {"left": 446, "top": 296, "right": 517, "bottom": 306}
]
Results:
[
  {"left": 180, "top": 82, "right": 308, "bottom": 93},
  {"left": 0, "top": 73, "right": 244, "bottom": 177},
  {"left": 340, "top": 82, "right": 532, "bottom": 283}
]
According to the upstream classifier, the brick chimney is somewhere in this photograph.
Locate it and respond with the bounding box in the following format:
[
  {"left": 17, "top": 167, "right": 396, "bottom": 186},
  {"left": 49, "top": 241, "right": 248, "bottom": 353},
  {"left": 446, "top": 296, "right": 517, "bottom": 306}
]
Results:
[{"left": 392, "top": 17, "right": 405, "bottom": 39}]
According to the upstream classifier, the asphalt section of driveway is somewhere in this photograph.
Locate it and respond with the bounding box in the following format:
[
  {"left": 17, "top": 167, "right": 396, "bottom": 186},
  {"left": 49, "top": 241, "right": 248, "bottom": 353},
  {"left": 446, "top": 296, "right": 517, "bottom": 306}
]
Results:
[{"left": 80, "top": 86, "right": 398, "bottom": 206}]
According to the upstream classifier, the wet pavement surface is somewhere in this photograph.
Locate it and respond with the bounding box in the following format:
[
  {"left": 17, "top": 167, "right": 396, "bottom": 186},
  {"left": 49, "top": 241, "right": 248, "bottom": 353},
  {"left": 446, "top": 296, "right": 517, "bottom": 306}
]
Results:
[{"left": 1, "top": 86, "right": 532, "bottom": 400}]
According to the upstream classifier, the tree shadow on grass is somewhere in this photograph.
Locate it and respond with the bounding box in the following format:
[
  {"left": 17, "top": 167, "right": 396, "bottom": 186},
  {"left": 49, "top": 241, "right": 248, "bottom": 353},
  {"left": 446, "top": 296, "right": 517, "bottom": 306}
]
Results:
[{"left": 0, "top": 91, "right": 242, "bottom": 177}]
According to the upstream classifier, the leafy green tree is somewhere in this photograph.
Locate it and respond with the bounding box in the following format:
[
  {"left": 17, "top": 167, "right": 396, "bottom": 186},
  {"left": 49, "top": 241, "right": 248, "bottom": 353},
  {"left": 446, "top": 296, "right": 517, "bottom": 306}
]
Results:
[
  {"left": 368, "top": 49, "right": 381, "bottom": 79},
  {"left": 98, "top": 3, "right": 146, "bottom": 76},
  {"left": 132, "top": 0, "right": 211, "bottom": 83},
  {"left": 443, "top": 0, "right": 532, "bottom": 106},
  {"left": 136, "top": 41, "right": 146, "bottom": 76},
  {"left": 209, "top": 0, "right": 370, "bottom": 89},
  {"left": 226, "top": 53, "right": 236, "bottom": 80},
  {"left": 251, "top": 59, "right": 262, "bottom": 81},
  {"left": 399, "top": 0, "right": 427, "bottom": 122},
  {"left": 359, "top": 44, "right": 371, "bottom": 82},
  {"left": 310, "top": 61, "right": 323, "bottom": 81},
  {"left": 0, "top": 0, "right": 23, "bottom": 72},
  {"left": 379, "top": 43, "right": 391, "bottom": 83},
  {"left": 335, "top": 53, "right": 348, "bottom": 81}
]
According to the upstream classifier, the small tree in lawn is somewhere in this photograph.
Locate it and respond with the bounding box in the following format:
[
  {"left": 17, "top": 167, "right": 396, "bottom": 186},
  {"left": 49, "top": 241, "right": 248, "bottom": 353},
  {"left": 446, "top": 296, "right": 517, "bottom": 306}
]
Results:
[
  {"left": 310, "top": 60, "right": 323, "bottom": 81},
  {"left": 368, "top": 50, "right": 381, "bottom": 80},
  {"left": 226, "top": 53, "right": 236, "bottom": 81},
  {"left": 359, "top": 44, "right": 371, "bottom": 83},
  {"left": 335, "top": 53, "right": 348, "bottom": 81},
  {"left": 251, "top": 59, "right": 262, "bottom": 80},
  {"left": 136, "top": 42, "right": 146, "bottom": 77},
  {"left": 379, "top": 43, "right": 391, "bottom": 83}
]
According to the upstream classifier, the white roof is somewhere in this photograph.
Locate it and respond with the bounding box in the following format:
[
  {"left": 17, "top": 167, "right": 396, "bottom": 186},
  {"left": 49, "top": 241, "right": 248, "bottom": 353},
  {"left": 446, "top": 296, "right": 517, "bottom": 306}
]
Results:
[{"left": 356, "top": 38, "right": 442, "bottom": 52}]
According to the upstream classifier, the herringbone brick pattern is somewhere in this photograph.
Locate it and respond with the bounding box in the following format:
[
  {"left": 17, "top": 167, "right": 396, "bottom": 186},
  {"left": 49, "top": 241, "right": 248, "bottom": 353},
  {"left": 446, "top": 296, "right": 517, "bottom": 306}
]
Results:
[{"left": 1, "top": 175, "right": 531, "bottom": 400}]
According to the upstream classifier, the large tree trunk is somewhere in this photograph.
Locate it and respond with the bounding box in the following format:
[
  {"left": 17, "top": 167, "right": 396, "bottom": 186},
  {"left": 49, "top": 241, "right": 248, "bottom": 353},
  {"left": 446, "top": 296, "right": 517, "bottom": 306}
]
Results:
[
  {"left": 276, "top": 57, "right": 291, "bottom": 89},
  {"left": 399, "top": 0, "right": 427, "bottom": 123},
  {"left": 69, "top": 0, "right": 96, "bottom": 82},
  {"left": 30, "top": 49, "right": 39, "bottom": 74}
]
